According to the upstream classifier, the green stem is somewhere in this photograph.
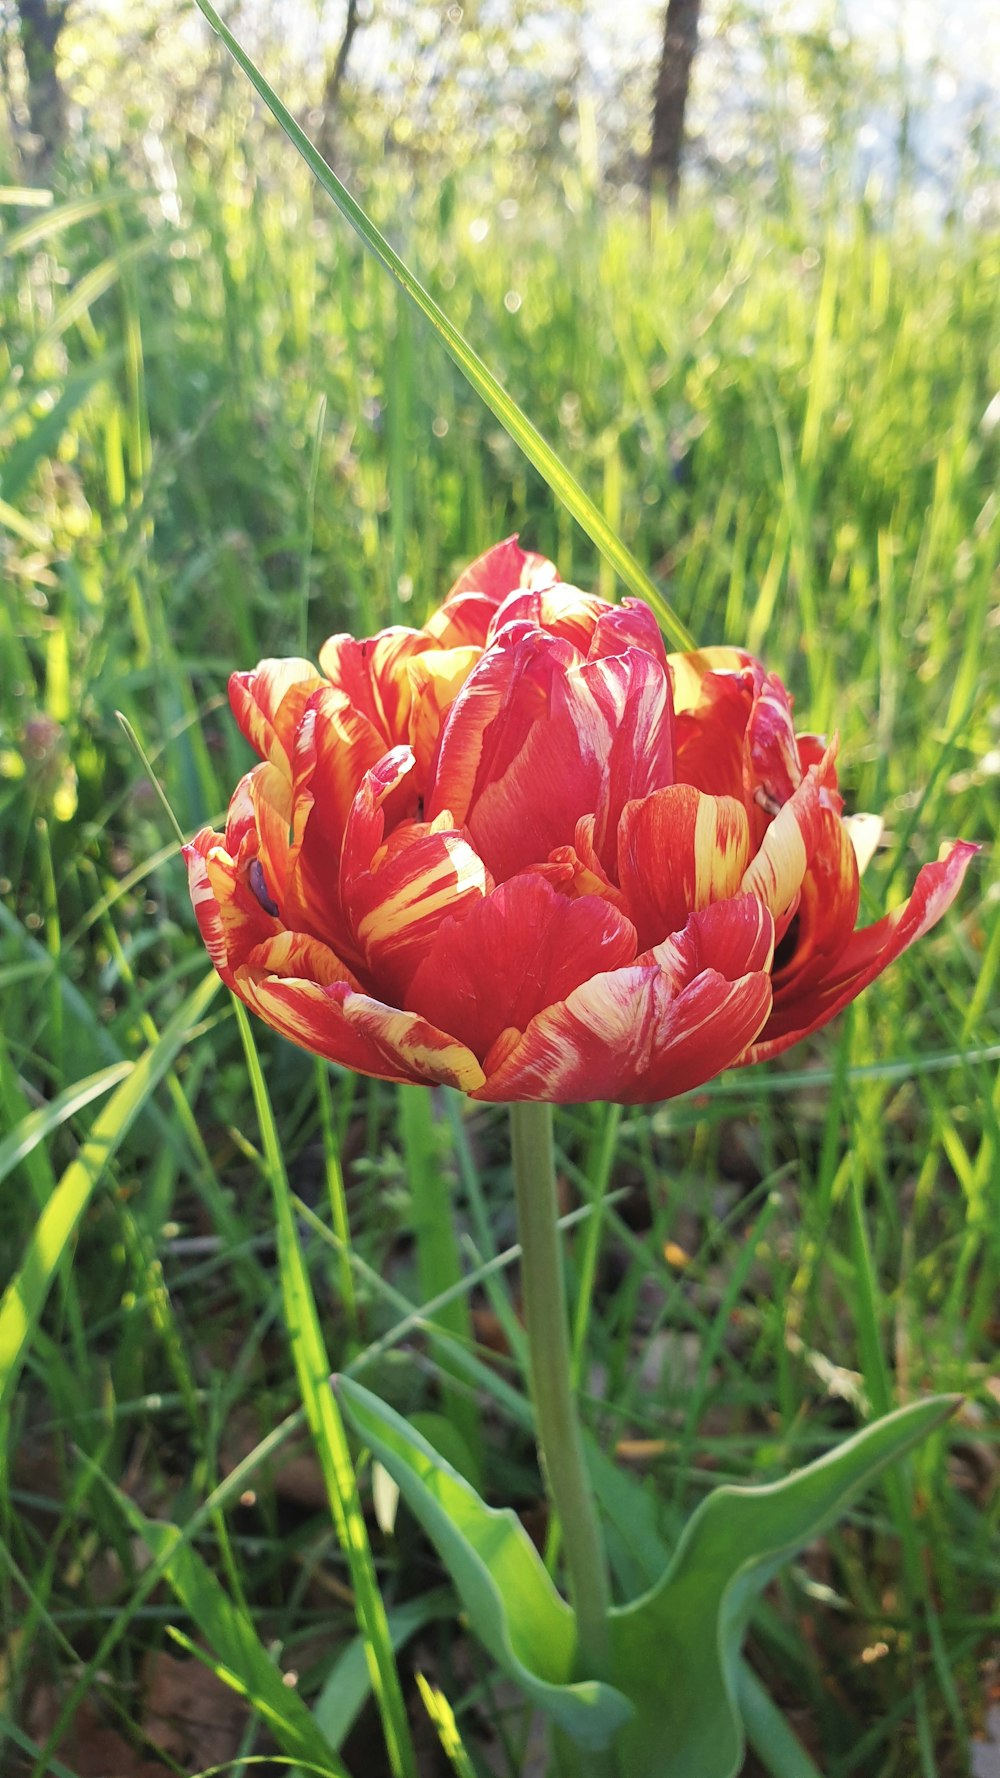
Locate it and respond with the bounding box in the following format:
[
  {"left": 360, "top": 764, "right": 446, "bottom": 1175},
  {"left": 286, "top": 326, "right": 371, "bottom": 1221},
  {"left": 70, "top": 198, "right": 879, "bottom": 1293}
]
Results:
[{"left": 509, "top": 1102, "right": 614, "bottom": 1696}]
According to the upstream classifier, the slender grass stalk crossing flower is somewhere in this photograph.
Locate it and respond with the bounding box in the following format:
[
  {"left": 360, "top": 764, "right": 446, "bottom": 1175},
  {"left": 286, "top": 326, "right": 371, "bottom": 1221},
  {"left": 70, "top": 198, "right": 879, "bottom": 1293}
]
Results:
[{"left": 186, "top": 539, "right": 975, "bottom": 1103}]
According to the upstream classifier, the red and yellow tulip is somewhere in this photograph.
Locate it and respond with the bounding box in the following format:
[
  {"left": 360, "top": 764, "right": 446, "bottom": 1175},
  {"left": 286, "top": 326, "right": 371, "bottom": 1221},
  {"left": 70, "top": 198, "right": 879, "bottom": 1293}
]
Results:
[{"left": 186, "top": 540, "right": 975, "bottom": 1103}]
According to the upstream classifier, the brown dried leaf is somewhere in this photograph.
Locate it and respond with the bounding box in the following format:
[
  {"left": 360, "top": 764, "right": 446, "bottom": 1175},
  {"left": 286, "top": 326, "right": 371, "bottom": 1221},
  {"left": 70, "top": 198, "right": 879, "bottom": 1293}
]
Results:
[{"left": 141, "top": 1648, "right": 248, "bottom": 1765}]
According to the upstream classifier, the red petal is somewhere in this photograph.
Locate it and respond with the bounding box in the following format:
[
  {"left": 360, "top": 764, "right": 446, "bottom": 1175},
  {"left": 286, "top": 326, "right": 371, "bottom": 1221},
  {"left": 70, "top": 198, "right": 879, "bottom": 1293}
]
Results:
[
  {"left": 487, "top": 583, "right": 613, "bottom": 651},
  {"left": 452, "top": 638, "right": 674, "bottom": 880},
  {"left": 739, "top": 764, "right": 827, "bottom": 917},
  {"left": 405, "top": 872, "right": 637, "bottom": 1058},
  {"left": 673, "top": 665, "right": 756, "bottom": 799},
  {"left": 224, "top": 771, "right": 261, "bottom": 855},
  {"left": 297, "top": 688, "right": 410, "bottom": 862},
  {"left": 425, "top": 536, "right": 559, "bottom": 648},
  {"left": 425, "top": 622, "right": 538, "bottom": 826},
  {"left": 475, "top": 963, "right": 772, "bottom": 1104},
  {"left": 750, "top": 840, "right": 978, "bottom": 1060},
  {"left": 340, "top": 750, "right": 490, "bottom": 999},
  {"left": 647, "top": 894, "right": 775, "bottom": 984},
  {"left": 317, "top": 627, "right": 431, "bottom": 746},
  {"left": 404, "top": 644, "right": 482, "bottom": 787},
  {"left": 584, "top": 650, "right": 675, "bottom": 862},
  {"left": 668, "top": 647, "right": 757, "bottom": 716},
  {"left": 617, "top": 785, "right": 751, "bottom": 950},
  {"left": 234, "top": 963, "right": 485, "bottom": 1090},
  {"left": 228, "top": 659, "right": 324, "bottom": 771},
  {"left": 744, "top": 672, "right": 803, "bottom": 810},
  {"left": 587, "top": 598, "right": 668, "bottom": 667},
  {"left": 184, "top": 829, "right": 279, "bottom": 988},
  {"left": 339, "top": 746, "right": 418, "bottom": 898},
  {"left": 349, "top": 826, "right": 490, "bottom": 1002},
  {"left": 769, "top": 804, "right": 860, "bottom": 1001}
]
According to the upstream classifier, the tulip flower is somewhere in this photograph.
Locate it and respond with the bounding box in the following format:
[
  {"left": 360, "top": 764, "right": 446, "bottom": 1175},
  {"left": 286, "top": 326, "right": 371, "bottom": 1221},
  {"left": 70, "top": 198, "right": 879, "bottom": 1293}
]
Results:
[{"left": 186, "top": 538, "right": 974, "bottom": 1105}]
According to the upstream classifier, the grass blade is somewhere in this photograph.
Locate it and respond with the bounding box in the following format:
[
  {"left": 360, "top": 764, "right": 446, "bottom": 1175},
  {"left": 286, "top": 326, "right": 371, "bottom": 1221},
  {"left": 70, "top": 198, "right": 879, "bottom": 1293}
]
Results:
[
  {"left": 0, "top": 971, "right": 221, "bottom": 1421},
  {"left": 115, "top": 1489, "right": 348, "bottom": 1774},
  {"left": 233, "top": 1002, "right": 420, "bottom": 1778},
  {"left": 0, "top": 1062, "right": 132, "bottom": 1188}
]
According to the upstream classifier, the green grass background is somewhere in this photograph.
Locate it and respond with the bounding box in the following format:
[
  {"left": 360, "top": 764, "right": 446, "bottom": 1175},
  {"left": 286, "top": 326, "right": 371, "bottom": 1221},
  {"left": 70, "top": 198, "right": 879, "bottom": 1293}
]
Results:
[{"left": 1, "top": 77, "right": 998, "bottom": 1778}]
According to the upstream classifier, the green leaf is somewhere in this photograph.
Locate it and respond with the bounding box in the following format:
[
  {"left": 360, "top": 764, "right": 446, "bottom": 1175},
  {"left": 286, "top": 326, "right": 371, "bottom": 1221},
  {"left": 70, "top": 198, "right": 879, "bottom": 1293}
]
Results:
[
  {"left": 337, "top": 1375, "right": 633, "bottom": 1751},
  {"left": 586, "top": 1435, "right": 823, "bottom": 1778},
  {"left": 0, "top": 971, "right": 220, "bottom": 1418},
  {"left": 117, "top": 1493, "right": 348, "bottom": 1774},
  {"left": 608, "top": 1396, "right": 959, "bottom": 1778},
  {"left": 191, "top": 0, "right": 695, "bottom": 653},
  {"left": 0, "top": 1061, "right": 132, "bottom": 1188}
]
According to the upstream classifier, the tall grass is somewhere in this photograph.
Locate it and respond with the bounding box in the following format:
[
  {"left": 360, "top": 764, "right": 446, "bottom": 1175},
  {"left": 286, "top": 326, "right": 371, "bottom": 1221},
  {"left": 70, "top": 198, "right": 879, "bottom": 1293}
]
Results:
[{"left": 1, "top": 118, "right": 997, "bottom": 1778}]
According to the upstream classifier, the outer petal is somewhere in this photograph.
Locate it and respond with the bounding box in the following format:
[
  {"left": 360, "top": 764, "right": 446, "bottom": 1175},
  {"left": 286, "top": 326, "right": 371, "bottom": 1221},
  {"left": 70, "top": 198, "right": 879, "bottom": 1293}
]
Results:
[
  {"left": 184, "top": 829, "right": 279, "bottom": 989},
  {"left": 475, "top": 896, "right": 773, "bottom": 1104},
  {"left": 425, "top": 536, "right": 559, "bottom": 648},
  {"left": 234, "top": 957, "right": 485, "bottom": 1091},
  {"left": 405, "top": 872, "right": 638, "bottom": 1059},
  {"left": 768, "top": 804, "right": 860, "bottom": 999},
  {"left": 228, "top": 659, "right": 325, "bottom": 772},
  {"left": 648, "top": 894, "right": 775, "bottom": 983},
  {"left": 617, "top": 786, "right": 751, "bottom": 950},
  {"left": 750, "top": 840, "right": 978, "bottom": 1060},
  {"left": 475, "top": 964, "right": 772, "bottom": 1105}
]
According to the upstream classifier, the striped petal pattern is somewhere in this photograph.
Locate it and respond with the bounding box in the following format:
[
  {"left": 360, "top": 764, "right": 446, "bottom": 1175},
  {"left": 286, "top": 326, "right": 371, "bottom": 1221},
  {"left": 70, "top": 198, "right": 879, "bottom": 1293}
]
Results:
[{"left": 186, "top": 541, "right": 976, "bottom": 1100}]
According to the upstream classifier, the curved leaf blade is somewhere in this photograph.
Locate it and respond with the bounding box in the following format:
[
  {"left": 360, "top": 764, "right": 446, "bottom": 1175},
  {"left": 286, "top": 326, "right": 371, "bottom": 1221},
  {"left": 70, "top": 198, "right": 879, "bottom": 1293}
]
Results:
[
  {"left": 609, "top": 1395, "right": 959, "bottom": 1778},
  {"left": 337, "top": 1375, "right": 633, "bottom": 1750}
]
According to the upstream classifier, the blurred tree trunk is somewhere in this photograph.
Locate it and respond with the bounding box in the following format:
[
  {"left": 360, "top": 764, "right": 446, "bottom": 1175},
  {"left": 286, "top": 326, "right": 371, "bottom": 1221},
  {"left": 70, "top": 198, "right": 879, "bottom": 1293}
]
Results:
[
  {"left": 317, "top": 0, "right": 360, "bottom": 167},
  {"left": 13, "top": 0, "right": 69, "bottom": 170},
  {"left": 649, "top": 0, "right": 701, "bottom": 206}
]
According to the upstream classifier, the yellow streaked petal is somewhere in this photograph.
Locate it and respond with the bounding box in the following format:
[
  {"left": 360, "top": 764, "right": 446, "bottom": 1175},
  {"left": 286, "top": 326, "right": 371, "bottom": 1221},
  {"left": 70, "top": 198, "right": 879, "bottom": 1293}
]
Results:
[
  {"left": 740, "top": 773, "right": 821, "bottom": 916},
  {"left": 405, "top": 644, "right": 482, "bottom": 781},
  {"left": 343, "top": 993, "right": 487, "bottom": 1093},
  {"left": 667, "top": 646, "right": 752, "bottom": 716},
  {"left": 693, "top": 793, "right": 751, "bottom": 906},
  {"left": 356, "top": 835, "right": 488, "bottom": 955}
]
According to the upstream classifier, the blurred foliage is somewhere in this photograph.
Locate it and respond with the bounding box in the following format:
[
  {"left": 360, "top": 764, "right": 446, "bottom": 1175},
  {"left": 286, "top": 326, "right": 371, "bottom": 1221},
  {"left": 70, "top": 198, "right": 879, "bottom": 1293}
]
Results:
[{"left": 0, "top": 0, "right": 997, "bottom": 219}]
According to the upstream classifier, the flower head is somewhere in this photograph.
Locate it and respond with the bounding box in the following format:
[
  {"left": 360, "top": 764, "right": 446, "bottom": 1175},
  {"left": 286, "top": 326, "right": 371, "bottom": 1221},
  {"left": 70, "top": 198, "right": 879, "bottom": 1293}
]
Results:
[{"left": 186, "top": 539, "right": 975, "bottom": 1103}]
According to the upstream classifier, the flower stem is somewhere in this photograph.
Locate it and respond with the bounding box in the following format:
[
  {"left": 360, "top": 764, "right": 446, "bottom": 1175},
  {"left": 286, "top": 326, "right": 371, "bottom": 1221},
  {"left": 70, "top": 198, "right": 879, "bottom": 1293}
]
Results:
[{"left": 509, "top": 1101, "right": 614, "bottom": 1693}]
